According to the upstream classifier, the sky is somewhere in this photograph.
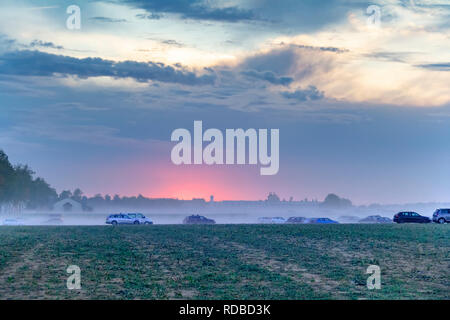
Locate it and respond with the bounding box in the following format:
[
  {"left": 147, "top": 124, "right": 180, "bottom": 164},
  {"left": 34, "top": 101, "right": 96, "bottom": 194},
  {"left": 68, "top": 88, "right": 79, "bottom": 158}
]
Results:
[{"left": 0, "top": 0, "right": 449, "bottom": 204}]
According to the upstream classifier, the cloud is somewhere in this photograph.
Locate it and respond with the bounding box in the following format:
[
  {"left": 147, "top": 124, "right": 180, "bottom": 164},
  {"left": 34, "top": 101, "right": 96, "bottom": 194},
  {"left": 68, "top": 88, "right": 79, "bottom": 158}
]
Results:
[
  {"left": 281, "top": 86, "right": 324, "bottom": 101},
  {"left": 29, "top": 40, "right": 64, "bottom": 50},
  {"left": 239, "top": 47, "right": 299, "bottom": 75},
  {"left": 89, "top": 16, "right": 128, "bottom": 23},
  {"left": 289, "top": 44, "right": 348, "bottom": 54},
  {"left": 240, "top": 70, "right": 293, "bottom": 86},
  {"left": 237, "top": 44, "right": 337, "bottom": 80},
  {"left": 0, "top": 34, "right": 16, "bottom": 50},
  {"left": 416, "top": 63, "right": 450, "bottom": 71},
  {"left": 136, "top": 13, "right": 163, "bottom": 20},
  {"left": 364, "top": 51, "right": 415, "bottom": 64},
  {"left": 119, "top": 0, "right": 256, "bottom": 22},
  {"left": 0, "top": 50, "right": 216, "bottom": 85}
]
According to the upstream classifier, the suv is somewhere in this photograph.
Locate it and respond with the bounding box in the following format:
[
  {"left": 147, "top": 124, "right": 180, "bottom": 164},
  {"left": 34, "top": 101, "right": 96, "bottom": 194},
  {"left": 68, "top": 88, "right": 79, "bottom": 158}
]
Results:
[
  {"left": 393, "top": 212, "right": 431, "bottom": 224},
  {"left": 106, "top": 213, "right": 153, "bottom": 225},
  {"left": 432, "top": 209, "right": 450, "bottom": 224}
]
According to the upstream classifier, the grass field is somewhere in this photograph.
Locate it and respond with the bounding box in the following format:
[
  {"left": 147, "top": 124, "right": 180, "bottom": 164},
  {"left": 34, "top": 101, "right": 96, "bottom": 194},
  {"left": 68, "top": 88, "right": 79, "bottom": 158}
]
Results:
[{"left": 0, "top": 224, "right": 448, "bottom": 300}]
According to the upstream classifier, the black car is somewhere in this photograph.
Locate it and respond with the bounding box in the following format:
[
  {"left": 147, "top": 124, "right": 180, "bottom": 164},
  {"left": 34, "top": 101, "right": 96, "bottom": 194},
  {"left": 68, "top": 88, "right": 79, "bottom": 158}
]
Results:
[
  {"left": 393, "top": 212, "right": 431, "bottom": 223},
  {"left": 183, "top": 215, "right": 216, "bottom": 224}
]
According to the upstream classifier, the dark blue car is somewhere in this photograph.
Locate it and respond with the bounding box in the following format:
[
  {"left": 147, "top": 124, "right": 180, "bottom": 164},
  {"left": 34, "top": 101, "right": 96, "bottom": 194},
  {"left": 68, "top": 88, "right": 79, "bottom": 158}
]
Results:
[{"left": 307, "top": 218, "right": 339, "bottom": 224}]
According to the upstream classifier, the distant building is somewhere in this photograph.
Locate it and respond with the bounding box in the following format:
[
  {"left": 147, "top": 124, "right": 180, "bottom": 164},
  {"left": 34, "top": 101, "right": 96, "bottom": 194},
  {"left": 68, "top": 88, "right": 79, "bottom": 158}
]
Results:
[
  {"left": 210, "top": 195, "right": 214, "bottom": 203},
  {"left": 53, "top": 199, "right": 83, "bottom": 212}
]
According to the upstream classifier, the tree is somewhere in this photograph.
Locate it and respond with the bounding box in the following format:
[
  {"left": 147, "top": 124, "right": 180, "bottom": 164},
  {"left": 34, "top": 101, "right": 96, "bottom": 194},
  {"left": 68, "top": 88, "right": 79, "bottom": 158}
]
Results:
[
  {"left": 323, "top": 193, "right": 352, "bottom": 208},
  {"left": 9, "top": 165, "right": 34, "bottom": 211},
  {"left": 27, "top": 177, "right": 58, "bottom": 210},
  {"left": 72, "top": 188, "right": 83, "bottom": 202},
  {"left": 0, "top": 149, "right": 58, "bottom": 212},
  {"left": 266, "top": 192, "right": 280, "bottom": 203},
  {"left": 59, "top": 190, "right": 72, "bottom": 200},
  {"left": 0, "top": 150, "right": 15, "bottom": 205}
]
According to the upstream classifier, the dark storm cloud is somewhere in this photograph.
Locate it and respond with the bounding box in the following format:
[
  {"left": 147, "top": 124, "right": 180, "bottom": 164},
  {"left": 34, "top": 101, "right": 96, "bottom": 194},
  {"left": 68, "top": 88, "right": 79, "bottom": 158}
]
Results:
[
  {"left": 240, "top": 70, "right": 293, "bottom": 86},
  {"left": 111, "top": 0, "right": 361, "bottom": 30},
  {"left": 120, "top": 0, "right": 256, "bottom": 22},
  {"left": 246, "top": 0, "right": 361, "bottom": 31},
  {"left": 0, "top": 50, "right": 216, "bottom": 85}
]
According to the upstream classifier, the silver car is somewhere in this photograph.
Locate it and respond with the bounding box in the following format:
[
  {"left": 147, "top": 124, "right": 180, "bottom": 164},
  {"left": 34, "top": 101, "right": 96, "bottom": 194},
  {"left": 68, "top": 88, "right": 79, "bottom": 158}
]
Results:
[
  {"left": 432, "top": 209, "right": 450, "bottom": 224},
  {"left": 106, "top": 213, "right": 153, "bottom": 225}
]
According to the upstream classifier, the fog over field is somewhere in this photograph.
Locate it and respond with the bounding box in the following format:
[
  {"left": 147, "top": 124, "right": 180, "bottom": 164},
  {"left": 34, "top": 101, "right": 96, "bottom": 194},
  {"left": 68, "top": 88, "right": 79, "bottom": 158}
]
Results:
[{"left": 1, "top": 201, "right": 448, "bottom": 226}]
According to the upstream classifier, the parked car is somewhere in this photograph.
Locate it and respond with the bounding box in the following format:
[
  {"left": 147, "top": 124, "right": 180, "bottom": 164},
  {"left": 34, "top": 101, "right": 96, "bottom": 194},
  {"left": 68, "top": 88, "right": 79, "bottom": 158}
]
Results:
[
  {"left": 126, "top": 213, "right": 153, "bottom": 225},
  {"left": 306, "top": 218, "right": 339, "bottom": 224},
  {"left": 393, "top": 212, "right": 431, "bottom": 224},
  {"left": 286, "top": 217, "right": 306, "bottom": 224},
  {"left": 106, "top": 213, "right": 141, "bottom": 225},
  {"left": 257, "top": 217, "right": 286, "bottom": 224},
  {"left": 359, "top": 215, "right": 392, "bottom": 224},
  {"left": 432, "top": 209, "right": 450, "bottom": 224},
  {"left": 183, "top": 215, "right": 215, "bottom": 224},
  {"left": 271, "top": 217, "right": 286, "bottom": 224}
]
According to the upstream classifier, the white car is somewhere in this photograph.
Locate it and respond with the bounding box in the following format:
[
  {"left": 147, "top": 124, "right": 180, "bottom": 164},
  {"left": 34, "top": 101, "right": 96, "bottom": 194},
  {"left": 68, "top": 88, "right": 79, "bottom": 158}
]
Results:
[
  {"left": 106, "top": 213, "right": 153, "bottom": 225},
  {"left": 127, "top": 213, "right": 153, "bottom": 224},
  {"left": 271, "top": 217, "right": 286, "bottom": 224}
]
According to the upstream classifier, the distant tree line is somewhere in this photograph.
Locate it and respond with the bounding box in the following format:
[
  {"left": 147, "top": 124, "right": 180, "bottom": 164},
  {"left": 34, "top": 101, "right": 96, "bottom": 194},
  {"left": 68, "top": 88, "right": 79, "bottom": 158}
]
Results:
[
  {"left": 0, "top": 150, "right": 57, "bottom": 211},
  {"left": 1, "top": 149, "right": 353, "bottom": 212},
  {"left": 58, "top": 190, "right": 182, "bottom": 210}
]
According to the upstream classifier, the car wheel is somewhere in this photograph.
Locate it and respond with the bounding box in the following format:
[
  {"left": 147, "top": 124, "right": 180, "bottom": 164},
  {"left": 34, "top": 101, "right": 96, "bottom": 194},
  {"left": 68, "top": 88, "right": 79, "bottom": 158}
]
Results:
[
  {"left": 134, "top": 221, "right": 140, "bottom": 225},
  {"left": 112, "top": 221, "right": 117, "bottom": 225},
  {"left": 438, "top": 218, "right": 445, "bottom": 224}
]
